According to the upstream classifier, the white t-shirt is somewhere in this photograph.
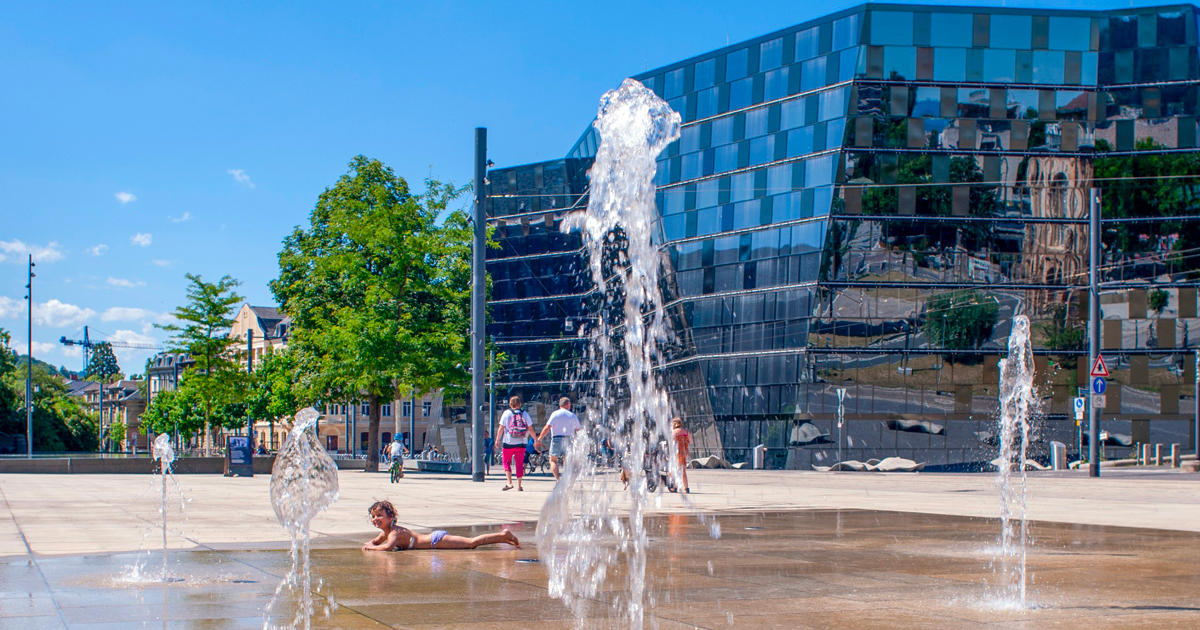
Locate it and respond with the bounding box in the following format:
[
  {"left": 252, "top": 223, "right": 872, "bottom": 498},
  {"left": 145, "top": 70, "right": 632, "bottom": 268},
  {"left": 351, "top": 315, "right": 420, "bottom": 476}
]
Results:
[
  {"left": 498, "top": 409, "right": 533, "bottom": 447},
  {"left": 545, "top": 408, "right": 581, "bottom": 437},
  {"left": 389, "top": 441, "right": 403, "bottom": 457}
]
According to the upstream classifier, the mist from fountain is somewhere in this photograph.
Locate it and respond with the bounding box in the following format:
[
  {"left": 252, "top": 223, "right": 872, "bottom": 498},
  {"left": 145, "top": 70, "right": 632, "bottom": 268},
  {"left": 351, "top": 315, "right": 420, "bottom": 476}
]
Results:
[
  {"left": 265, "top": 408, "right": 340, "bottom": 630},
  {"left": 995, "top": 314, "right": 1035, "bottom": 607},
  {"left": 537, "top": 78, "right": 682, "bottom": 629}
]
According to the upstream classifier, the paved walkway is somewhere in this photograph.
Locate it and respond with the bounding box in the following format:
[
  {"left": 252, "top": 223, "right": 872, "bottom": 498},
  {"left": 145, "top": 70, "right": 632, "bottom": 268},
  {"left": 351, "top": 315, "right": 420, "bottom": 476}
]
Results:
[{"left": 2, "top": 468, "right": 1198, "bottom": 559}]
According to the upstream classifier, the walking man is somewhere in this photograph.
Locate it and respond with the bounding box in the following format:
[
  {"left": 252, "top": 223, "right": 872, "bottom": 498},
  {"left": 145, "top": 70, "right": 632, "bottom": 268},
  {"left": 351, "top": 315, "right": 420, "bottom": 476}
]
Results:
[{"left": 537, "top": 396, "right": 582, "bottom": 481}]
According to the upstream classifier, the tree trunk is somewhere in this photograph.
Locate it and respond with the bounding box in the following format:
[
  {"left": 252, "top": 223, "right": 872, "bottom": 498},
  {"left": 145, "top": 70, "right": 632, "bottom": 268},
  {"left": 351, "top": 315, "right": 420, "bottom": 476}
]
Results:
[{"left": 365, "top": 393, "right": 382, "bottom": 472}]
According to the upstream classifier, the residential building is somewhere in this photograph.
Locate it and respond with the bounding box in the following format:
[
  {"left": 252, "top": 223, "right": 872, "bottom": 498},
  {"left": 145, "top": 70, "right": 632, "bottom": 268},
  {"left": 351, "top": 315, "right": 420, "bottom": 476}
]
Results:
[{"left": 485, "top": 3, "right": 1200, "bottom": 469}]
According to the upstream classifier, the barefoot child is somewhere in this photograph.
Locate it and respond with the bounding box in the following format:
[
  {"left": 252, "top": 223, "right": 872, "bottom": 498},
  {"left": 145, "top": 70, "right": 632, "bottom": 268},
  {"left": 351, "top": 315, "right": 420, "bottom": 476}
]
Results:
[{"left": 361, "top": 500, "right": 521, "bottom": 551}]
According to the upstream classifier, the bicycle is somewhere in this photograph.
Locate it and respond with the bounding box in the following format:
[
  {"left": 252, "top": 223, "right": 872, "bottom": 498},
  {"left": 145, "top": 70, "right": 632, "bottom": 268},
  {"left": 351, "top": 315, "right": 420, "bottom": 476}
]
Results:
[
  {"left": 525, "top": 449, "right": 549, "bottom": 476},
  {"left": 389, "top": 458, "right": 404, "bottom": 483}
]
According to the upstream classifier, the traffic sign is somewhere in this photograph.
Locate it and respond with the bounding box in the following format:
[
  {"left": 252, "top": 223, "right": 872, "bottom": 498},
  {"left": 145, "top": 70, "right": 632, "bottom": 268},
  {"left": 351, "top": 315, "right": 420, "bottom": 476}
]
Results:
[
  {"left": 1073, "top": 397, "right": 1085, "bottom": 419},
  {"left": 1092, "top": 377, "right": 1107, "bottom": 395},
  {"left": 1092, "top": 395, "right": 1107, "bottom": 409},
  {"left": 1090, "top": 355, "right": 1110, "bottom": 377}
]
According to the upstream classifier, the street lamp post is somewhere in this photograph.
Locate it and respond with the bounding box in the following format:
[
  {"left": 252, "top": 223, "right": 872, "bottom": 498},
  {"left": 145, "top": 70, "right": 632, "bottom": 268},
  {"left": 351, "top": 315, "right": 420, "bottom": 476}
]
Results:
[
  {"left": 24, "top": 255, "right": 35, "bottom": 458},
  {"left": 836, "top": 387, "right": 846, "bottom": 465}
]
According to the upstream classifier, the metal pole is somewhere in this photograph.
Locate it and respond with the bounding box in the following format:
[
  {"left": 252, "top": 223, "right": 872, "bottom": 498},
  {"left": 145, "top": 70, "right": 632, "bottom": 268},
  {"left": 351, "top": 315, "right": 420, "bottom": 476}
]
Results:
[
  {"left": 246, "top": 329, "right": 254, "bottom": 442},
  {"left": 1194, "top": 351, "right": 1199, "bottom": 456},
  {"left": 25, "top": 255, "right": 34, "bottom": 458},
  {"left": 489, "top": 350, "right": 496, "bottom": 452},
  {"left": 471, "top": 127, "right": 487, "bottom": 482},
  {"left": 172, "top": 358, "right": 179, "bottom": 449},
  {"left": 1088, "top": 187, "right": 1100, "bottom": 477},
  {"left": 350, "top": 401, "right": 357, "bottom": 456}
]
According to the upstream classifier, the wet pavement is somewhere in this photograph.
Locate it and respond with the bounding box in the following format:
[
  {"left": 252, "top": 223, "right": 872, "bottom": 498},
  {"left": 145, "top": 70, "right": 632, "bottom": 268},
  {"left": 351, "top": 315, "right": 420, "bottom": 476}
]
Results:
[{"left": 3, "top": 509, "right": 1199, "bottom": 629}]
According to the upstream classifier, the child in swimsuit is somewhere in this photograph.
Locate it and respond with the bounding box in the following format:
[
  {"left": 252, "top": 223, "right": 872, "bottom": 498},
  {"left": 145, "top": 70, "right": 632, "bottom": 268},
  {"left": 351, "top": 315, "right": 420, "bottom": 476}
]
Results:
[{"left": 361, "top": 500, "right": 521, "bottom": 551}]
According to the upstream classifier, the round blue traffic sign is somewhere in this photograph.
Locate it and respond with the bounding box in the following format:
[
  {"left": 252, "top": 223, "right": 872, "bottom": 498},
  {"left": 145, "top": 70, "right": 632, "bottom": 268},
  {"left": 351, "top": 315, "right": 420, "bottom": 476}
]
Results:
[{"left": 1092, "top": 377, "right": 1107, "bottom": 395}]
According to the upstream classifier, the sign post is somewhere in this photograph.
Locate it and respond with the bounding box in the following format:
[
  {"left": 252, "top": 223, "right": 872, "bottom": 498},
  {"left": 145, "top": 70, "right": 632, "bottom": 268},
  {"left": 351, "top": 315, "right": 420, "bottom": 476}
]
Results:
[{"left": 1088, "top": 353, "right": 1109, "bottom": 475}]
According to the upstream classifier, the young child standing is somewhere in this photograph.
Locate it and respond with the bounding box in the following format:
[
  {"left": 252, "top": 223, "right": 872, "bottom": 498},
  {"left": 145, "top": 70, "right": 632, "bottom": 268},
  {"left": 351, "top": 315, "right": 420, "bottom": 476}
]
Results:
[{"left": 362, "top": 501, "right": 520, "bottom": 551}]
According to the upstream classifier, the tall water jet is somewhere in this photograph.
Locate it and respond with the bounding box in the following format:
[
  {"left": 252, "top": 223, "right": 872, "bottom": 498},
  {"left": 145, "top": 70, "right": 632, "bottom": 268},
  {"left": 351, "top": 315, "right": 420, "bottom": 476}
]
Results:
[
  {"left": 265, "top": 408, "right": 340, "bottom": 630},
  {"left": 538, "top": 78, "right": 681, "bottom": 629},
  {"left": 995, "top": 314, "right": 1035, "bottom": 607},
  {"left": 152, "top": 433, "right": 175, "bottom": 582}
]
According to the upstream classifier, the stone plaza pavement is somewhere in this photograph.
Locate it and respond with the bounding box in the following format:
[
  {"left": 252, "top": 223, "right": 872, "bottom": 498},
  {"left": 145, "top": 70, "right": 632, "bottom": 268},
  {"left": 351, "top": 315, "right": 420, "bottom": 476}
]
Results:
[{"left": 2, "top": 467, "right": 1198, "bottom": 559}]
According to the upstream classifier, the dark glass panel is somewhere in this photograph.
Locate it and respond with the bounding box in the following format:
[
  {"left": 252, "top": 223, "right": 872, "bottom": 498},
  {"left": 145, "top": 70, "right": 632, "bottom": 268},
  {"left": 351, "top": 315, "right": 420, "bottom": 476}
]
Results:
[
  {"left": 870, "top": 10, "right": 913, "bottom": 46},
  {"left": 1049, "top": 17, "right": 1093, "bottom": 51},
  {"left": 991, "top": 15, "right": 1032, "bottom": 50},
  {"left": 930, "top": 13, "right": 972, "bottom": 48}
]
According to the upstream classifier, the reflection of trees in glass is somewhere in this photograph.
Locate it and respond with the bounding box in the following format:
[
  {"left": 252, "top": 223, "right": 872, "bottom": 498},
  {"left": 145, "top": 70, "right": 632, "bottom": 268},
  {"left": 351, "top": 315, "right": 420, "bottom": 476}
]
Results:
[
  {"left": 853, "top": 154, "right": 997, "bottom": 255},
  {"left": 1095, "top": 139, "right": 1200, "bottom": 279},
  {"left": 1149, "top": 288, "right": 1169, "bottom": 315},
  {"left": 923, "top": 291, "right": 1000, "bottom": 354},
  {"left": 1037, "top": 302, "right": 1085, "bottom": 368}
]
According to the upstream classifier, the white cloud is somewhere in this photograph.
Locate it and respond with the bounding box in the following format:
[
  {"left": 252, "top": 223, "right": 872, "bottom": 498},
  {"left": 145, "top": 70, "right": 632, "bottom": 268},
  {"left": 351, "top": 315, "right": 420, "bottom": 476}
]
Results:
[
  {"left": 61, "top": 345, "right": 81, "bottom": 358},
  {"left": 31, "top": 340, "right": 56, "bottom": 355},
  {"left": 107, "top": 277, "right": 146, "bottom": 289},
  {"left": 0, "top": 296, "right": 23, "bottom": 318},
  {"left": 34, "top": 299, "right": 95, "bottom": 328},
  {"left": 115, "top": 191, "right": 137, "bottom": 204},
  {"left": 151, "top": 259, "right": 171, "bottom": 267},
  {"left": 130, "top": 233, "right": 152, "bottom": 247},
  {"left": 87, "top": 244, "right": 108, "bottom": 257},
  {"left": 0, "top": 239, "right": 65, "bottom": 264},
  {"left": 228, "top": 169, "right": 255, "bottom": 188},
  {"left": 101, "top": 306, "right": 154, "bottom": 322},
  {"left": 171, "top": 212, "right": 191, "bottom": 223}
]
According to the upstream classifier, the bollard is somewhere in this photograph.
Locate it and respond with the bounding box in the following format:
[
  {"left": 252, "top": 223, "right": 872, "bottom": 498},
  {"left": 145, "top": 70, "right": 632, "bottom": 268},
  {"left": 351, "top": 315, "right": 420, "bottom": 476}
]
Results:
[
  {"left": 1141, "top": 444, "right": 1150, "bottom": 465},
  {"left": 752, "top": 444, "right": 766, "bottom": 470},
  {"left": 1155, "top": 443, "right": 1163, "bottom": 466},
  {"left": 1050, "top": 441, "right": 1066, "bottom": 471},
  {"left": 1171, "top": 443, "right": 1180, "bottom": 468}
]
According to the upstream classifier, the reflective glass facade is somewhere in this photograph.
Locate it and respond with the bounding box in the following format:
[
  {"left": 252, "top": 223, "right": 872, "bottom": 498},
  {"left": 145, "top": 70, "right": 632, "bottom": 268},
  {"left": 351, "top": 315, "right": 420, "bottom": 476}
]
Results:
[{"left": 487, "top": 4, "right": 1200, "bottom": 469}]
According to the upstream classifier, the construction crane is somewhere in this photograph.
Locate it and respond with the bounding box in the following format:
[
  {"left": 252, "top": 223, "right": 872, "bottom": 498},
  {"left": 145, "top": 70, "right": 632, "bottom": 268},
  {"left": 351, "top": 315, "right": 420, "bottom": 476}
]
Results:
[{"left": 59, "top": 326, "right": 163, "bottom": 373}]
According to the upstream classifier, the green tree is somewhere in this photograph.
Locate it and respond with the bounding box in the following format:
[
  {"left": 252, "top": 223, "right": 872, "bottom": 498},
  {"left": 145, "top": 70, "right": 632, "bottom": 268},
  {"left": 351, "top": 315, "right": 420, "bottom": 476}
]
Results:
[
  {"left": 85, "top": 342, "right": 122, "bottom": 383},
  {"left": 924, "top": 291, "right": 1000, "bottom": 354},
  {"left": 0, "top": 358, "right": 98, "bottom": 452},
  {"left": 141, "top": 383, "right": 206, "bottom": 437},
  {"left": 158, "top": 274, "right": 246, "bottom": 454},
  {"left": 246, "top": 348, "right": 306, "bottom": 450},
  {"left": 271, "top": 156, "right": 474, "bottom": 471}
]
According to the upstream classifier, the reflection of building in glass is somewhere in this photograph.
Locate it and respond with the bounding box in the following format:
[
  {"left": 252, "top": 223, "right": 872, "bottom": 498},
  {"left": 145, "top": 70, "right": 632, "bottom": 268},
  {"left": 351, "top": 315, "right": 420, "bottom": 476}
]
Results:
[{"left": 487, "top": 4, "right": 1200, "bottom": 469}]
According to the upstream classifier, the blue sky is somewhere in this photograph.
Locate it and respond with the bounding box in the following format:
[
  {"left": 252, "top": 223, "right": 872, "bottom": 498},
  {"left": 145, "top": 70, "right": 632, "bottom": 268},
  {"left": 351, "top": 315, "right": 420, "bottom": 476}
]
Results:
[{"left": 0, "top": 0, "right": 1166, "bottom": 373}]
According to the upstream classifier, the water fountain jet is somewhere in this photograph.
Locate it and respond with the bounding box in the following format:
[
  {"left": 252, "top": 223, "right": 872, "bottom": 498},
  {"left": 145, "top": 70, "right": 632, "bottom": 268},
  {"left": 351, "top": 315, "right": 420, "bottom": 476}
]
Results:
[
  {"left": 265, "top": 408, "right": 339, "bottom": 630},
  {"left": 995, "top": 314, "right": 1035, "bottom": 607},
  {"left": 538, "top": 78, "right": 681, "bottom": 629}
]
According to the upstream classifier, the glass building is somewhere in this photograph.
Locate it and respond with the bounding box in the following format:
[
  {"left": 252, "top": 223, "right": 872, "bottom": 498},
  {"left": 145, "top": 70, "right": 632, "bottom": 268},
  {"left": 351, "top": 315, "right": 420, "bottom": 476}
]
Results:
[{"left": 486, "top": 3, "right": 1200, "bottom": 469}]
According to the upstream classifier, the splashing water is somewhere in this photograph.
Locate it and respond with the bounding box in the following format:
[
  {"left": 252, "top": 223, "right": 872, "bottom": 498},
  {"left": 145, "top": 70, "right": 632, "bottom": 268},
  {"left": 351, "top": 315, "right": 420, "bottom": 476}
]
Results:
[
  {"left": 995, "top": 315, "right": 1035, "bottom": 607},
  {"left": 538, "top": 78, "right": 681, "bottom": 629},
  {"left": 265, "top": 408, "right": 340, "bottom": 630},
  {"left": 152, "top": 433, "right": 176, "bottom": 582}
]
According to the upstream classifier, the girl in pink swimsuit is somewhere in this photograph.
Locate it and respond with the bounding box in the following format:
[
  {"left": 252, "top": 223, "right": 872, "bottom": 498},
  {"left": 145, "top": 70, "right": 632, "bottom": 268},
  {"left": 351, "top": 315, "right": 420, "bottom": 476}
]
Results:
[{"left": 361, "top": 501, "right": 521, "bottom": 551}]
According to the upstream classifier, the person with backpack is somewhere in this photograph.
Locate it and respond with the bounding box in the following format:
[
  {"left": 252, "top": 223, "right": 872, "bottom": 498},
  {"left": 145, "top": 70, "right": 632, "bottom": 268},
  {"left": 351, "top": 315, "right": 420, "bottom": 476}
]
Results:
[{"left": 498, "top": 395, "right": 537, "bottom": 491}]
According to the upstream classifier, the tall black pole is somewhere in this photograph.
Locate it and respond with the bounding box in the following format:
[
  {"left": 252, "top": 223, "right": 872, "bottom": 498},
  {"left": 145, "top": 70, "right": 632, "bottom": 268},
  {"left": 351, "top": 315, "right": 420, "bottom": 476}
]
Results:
[
  {"left": 1088, "top": 188, "right": 1101, "bottom": 477},
  {"left": 471, "top": 127, "right": 487, "bottom": 482},
  {"left": 25, "top": 255, "right": 35, "bottom": 458},
  {"left": 409, "top": 390, "right": 416, "bottom": 452}
]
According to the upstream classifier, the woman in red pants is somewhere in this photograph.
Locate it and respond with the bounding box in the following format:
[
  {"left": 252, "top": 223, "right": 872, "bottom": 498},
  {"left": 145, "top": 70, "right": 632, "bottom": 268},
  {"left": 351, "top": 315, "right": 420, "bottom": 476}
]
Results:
[{"left": 497, "top": 395, "right": 537, "bottom": 491}]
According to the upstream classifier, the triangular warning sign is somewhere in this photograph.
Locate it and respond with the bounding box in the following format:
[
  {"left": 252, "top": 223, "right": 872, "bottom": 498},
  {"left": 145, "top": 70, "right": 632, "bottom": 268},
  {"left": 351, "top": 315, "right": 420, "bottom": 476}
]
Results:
[{"left": 1090, "top": 355, "right": 1110, "bottom": 378}]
